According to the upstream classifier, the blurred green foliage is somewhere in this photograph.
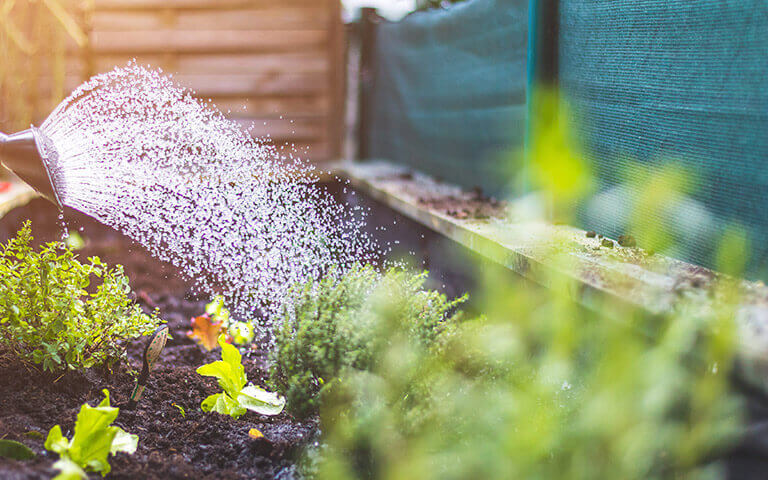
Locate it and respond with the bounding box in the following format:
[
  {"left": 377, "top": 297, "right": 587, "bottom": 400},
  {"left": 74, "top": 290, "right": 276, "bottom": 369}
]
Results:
[
  {"left": 270, "top": 264, "right": 468, "bottom": 419},
  {"left": 0, "top": 221, "right": 161, "bottom": 371},
  {"left": 312, "top": 267, "right": 740, "bottom": 479},
  {"left": 285, "top": 90, "right": 746, "bottom": 479}
]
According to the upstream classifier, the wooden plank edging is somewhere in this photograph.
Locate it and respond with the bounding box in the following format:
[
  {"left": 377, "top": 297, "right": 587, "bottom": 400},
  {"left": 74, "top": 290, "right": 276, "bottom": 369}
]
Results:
[{"left": 333, "top": 160, "right": 768, "bottom": 387}]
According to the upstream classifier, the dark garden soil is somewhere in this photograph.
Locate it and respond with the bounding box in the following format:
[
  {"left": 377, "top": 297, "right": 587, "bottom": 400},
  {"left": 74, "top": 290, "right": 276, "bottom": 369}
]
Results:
[
  {"left": 0, "top": 199, "right": 317, "bottom": 480},
  {"left": 0, "top": 183, "right": 497, "bottom": 480}
]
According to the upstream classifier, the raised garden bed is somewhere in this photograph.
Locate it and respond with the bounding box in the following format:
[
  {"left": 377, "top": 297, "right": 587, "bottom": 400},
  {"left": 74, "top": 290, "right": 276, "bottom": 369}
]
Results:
[
  {"left": 2, "top": 180, "right": 767, "bottom": 480},
  {"left": 0, "top": 181, "right": 502, "bottom": 479},
  {"left": 0, "top": 199, "right": 315, "bottom": 480}
]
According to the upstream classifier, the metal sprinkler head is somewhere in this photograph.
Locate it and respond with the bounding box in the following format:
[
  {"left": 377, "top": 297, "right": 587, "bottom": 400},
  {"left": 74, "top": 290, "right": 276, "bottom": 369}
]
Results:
[
  {"left": 127, "top": 325, "right": 170, "bottom": 410},
  {"left": 0, "top": 127, "right": 64, "bottom": 209}
]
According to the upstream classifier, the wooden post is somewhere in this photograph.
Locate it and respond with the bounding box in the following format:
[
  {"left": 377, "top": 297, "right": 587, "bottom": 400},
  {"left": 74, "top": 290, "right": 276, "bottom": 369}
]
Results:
[
  {"left": 524, "top": 0, "right": 559, "bottom": 193},
  {"left": 327, "top": 0, "right": 346, "bottom": 163},
  {"left": 357, "top": 7, "right": 378, "bottom": 161}
]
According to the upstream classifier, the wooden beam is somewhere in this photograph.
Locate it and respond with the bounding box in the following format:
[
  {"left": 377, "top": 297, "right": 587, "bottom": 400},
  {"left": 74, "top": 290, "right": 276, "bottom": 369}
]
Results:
[{"left": 334, "top": 160, "right": 768, "bottom": 380}]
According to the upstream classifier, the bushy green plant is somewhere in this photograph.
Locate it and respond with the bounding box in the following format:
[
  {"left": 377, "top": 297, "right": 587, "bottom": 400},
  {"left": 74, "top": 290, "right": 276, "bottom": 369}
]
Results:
[
  {"left": 310, "top": 266, "right": 740, "bottom": 480},
  {"left": 45, "top": 389, "right": 137, "bottom": 480},
  {"left": 269, "top": 264, "right": 468, "bottom": 418},
  {"left": 0, "top": 221, "right": 162, "bottom": 371}
]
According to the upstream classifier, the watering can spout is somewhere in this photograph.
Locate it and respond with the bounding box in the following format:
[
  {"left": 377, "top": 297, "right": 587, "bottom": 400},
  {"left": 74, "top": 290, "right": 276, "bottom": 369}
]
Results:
[{"left": 0, "top": 127, "right": 63, "bottom": 209}]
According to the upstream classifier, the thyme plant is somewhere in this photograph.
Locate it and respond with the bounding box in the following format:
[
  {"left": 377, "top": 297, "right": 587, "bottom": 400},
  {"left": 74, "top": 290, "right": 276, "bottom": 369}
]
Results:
[
  {"left": 0, "top": 222, "right": 161, "bottom": 371},
  {"left": 270, "top": 264, "right": 468, "bottom": 418}
]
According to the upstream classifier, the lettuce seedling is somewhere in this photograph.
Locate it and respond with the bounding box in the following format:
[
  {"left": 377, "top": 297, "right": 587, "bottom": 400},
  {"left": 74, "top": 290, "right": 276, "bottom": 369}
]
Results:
[
  {"left": 45, "top": 389, "right": 137, "bottom": 479},
  {"left": 197, "top": 335, "right": 285, "bottom": 419}
]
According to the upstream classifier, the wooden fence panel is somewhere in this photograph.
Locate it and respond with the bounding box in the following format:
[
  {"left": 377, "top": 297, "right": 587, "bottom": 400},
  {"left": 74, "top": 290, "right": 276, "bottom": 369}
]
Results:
[
  {"left": 83, "top": 0, "right": 343, "bottom": 163},
  {"left": 10, "top": 0, "right": 344, "bottom": 164}
]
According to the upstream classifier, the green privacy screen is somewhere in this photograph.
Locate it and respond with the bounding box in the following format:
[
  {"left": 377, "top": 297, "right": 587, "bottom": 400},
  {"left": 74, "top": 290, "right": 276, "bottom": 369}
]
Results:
[
  {"left": 560, "top": 1, "right": 768, "bottom": 276},
  {"left": 364, "top": 0, "right": 529, "bottom": 195},
  {"left": 365, "top": 0, "right": 768, "bottom": 277}
]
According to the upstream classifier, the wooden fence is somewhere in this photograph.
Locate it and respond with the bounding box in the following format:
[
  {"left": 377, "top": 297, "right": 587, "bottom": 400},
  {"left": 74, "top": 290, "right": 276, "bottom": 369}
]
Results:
[{"left": 12, "top": 0, "right": 346, "bottom": 164}]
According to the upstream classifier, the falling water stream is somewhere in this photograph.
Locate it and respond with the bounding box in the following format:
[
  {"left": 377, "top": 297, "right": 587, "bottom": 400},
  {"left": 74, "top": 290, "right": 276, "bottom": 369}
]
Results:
[{"left": 39, "top": 63, "right": 381, "bottom": 323}]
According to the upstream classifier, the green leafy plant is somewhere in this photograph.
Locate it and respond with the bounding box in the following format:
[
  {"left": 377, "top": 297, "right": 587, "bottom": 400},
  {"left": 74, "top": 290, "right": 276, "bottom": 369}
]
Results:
[
  {"left": 0, "top": 439, "right": 35, "bottom": 460},
  {"left": 197, "top": 335, "right": 285, "bottom": 419},
  {"left": 307, "top": 96, "right": 742, "bottom": 480},
  {"left": 307, "top": 264, "right": 741, "bottom": 480},
  {"left": 270, "top": 264, "right": 468, "bottom": 418},
  {"left": 0, "top": 221, "right": 162, "bottom": 371},
  {"left": 45, "top": 389, "right": 137, "bottom": 480}
]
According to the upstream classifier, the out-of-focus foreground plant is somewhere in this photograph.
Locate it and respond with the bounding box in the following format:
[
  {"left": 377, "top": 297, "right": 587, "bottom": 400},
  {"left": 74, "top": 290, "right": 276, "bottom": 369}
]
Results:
[
  {"left": 298, "top": 91, "right": 745, "bottom": 479},
  {"left": 0, "top": 0, "right": 89, "bottom": 132}
]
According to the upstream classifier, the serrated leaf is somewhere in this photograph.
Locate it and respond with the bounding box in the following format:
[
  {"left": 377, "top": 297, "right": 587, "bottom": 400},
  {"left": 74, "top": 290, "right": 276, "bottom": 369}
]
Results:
[{"left": 0, "top": 439, "right": 36, "bottom": 460}]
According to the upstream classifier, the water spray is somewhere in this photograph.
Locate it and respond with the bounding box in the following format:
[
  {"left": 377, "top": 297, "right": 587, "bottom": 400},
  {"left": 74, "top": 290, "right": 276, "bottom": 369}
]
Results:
[{"left": 0, "top": 127, "right": 64, "bottom": 209}]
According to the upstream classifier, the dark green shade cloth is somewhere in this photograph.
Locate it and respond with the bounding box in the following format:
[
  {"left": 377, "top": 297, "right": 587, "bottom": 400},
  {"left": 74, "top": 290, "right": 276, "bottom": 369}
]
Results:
[
  {"left": 560, "top": 0, "right": 768, "bottom": 277},
  {"left": 366, "top": 0, "right": 529, "bottom": 195}
]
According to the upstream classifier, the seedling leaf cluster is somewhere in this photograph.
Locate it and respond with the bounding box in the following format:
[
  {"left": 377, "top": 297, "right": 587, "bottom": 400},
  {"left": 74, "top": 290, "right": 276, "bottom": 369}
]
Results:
[
  {"left": 45, "top": 389, "right": 137, "bottom": 480},
  {"left": 197, "top": 335, "right": 285, "bottom": 419}
]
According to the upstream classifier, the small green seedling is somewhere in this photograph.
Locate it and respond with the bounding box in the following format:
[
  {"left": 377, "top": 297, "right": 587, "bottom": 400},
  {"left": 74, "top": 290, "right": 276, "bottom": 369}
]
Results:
[
  {"left": 206, "top": 296, "right": 255, "bottom": 345},
  {"left": 45, "top": 389, "right": 137, "bottom": 479},
  {"left": 197, "top": 335, "right": 284, "bottom": 419},
  {"left": 172, "top": 403, "right": 186, "bottom": 418},
  {"left": 0, "top": 439, "right": 35, "bottom": 460}
]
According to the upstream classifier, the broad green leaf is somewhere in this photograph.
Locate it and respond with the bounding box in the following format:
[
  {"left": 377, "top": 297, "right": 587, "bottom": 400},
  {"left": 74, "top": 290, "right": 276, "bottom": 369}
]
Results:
[
  {"left": 196, "top": 335, "right": 246, "bottom": 395},
  {"left": 45, "top": 425, "right": 70, "bottom": 454},
  {"left": 52, "top": 457, "right": 88, "bottom": 480},
  {"left": 219, "top": 336, "right": 246, "bottom": 388},
  {"left": 198, "top": 336, "right": 280, "bottom": 419},
  {"left": 110, "top": 428, "right": 138, "bottom": 455},
  {"left": 0, "top": 439, "right": 36, "bottom": 460},
  {"left": 68, "top": 393, "right": 119, "bottom": 472},
  {"left": 201, "top": 392, "right": 246, "bottom": 418},
  {"left": 44, "top": 390, "right": 137, "bottom": 477},
  {"left": 238, "top": 384, "right": 286, "bottom": 416}
]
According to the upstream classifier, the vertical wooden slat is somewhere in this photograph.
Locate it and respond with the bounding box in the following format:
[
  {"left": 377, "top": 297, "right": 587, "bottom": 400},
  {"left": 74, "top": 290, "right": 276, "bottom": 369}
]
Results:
[
  {"left": 327, "top": 0, "right": 345, "bottom": 161},
  {"left": 357, "top": 8, "right": 379, "bottom": 160}
]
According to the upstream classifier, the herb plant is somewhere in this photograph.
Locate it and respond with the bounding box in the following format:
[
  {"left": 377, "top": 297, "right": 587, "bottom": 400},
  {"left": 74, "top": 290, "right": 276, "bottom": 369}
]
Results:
[
  {"left": 0, "top": 222, "right": 162, "bottom": 371},
  {"left": 197, "top": 335, "right": 285, "bottom": 419},
  {"left": 270, "top": 264, "right": 467, "bottom": 418},
  {"left": 45, "top": 389, "right": 137, "bottom": 480}
]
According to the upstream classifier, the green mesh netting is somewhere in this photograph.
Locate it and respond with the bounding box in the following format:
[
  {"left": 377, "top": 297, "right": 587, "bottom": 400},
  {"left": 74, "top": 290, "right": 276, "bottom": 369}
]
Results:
[
  {"left": 560, "top": 1, "right": 768, "bottom": 277},
  {"left": 365, "top": 0, "right": 528, "bottom": 195},
  {"left": 366, "top": 0, "right": 768, "bottom": 278}
]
